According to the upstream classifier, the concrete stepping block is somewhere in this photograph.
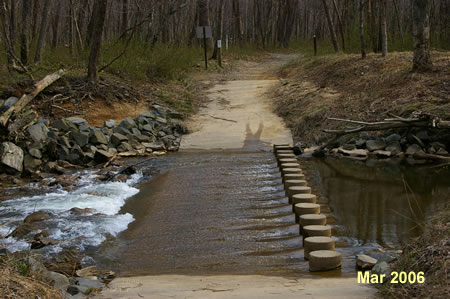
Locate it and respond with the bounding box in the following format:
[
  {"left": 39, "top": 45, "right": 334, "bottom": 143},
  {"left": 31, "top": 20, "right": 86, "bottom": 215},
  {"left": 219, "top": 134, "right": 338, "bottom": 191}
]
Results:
[
  {"left": 299, "top": 214, "right": 326, "bottom": 234},
  {"left": 277, "top": 158, "right": 297, "bottom": 167},
  {"left": 291, "top": 194, "right": 316, "bottom": 212},
  {"left": 281, "top": 168, "right": 302, "bottom": 176},
  {"left": 304, "top": 236, "right": 335, "bottom": 260},
  {"left": 277, "top": 153, "right": 296, "bottom": 159},
  {"left": 309, "top": 250, "right": 342, "bottom": 272},
  {"left": 280, "top": 163, "right": 301, "bottom": 169},
  {"left": 294, "top": 202, "right": 319, "bottom": 223},
  {"left": 284, "top": 179, "right": 307, "bottom": 190},
  {"left": 288, "top": 186, "right": 311, "bottom": 204},
  {"left": 284, "top": 173, "right": 305, "bottom": 181},
  {"left": 276, "top": 150, "right": 294, "bottom": 156},
  {"left": 303, "top": 225, "right": 332, "bottom": 238},
  {"left": 273, "top": 144, "right": 291, "bottom": 151}
]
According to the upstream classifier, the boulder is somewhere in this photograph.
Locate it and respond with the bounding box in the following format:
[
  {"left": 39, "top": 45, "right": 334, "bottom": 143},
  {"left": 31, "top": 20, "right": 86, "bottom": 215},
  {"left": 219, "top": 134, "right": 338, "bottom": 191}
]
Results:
[
  {"left": 7, "top": 223, "right": 37, "bottom": 238},
  {"left": 74, "top": 277, "right": 104, "bottom": 294},
  {"left": 24, "top": 155, "right": 42, "bottom": 171},
  {"left": 135, "top": 134, "right": 151, "bottom": 143},
  {"left": 70, "top": 132, "right": 89, "bottom": 147},
  {"left": 385, "top": 141, "right": 402, "bottom": 154},
  {"left": 79, "top": 124, "right": 91, "bottom": 132},
  {"left": 406, "top": 144, "right": 423, "bottom": 156},
  {"left": 110, "top": 133, "right": 128, "bottom": 146},
  {"left": 385, "top": 133, "right": 401, "bottom": 143},
  {"left": 355, "top": 139, "right": 366, "bottom": 149},
  {"left": 94, "top": 150, "right": 113, "bottom": 163},
  {"left": 155, "top": 117, "right": 167, "bottom": 125},
  {"left": 27, "top": 122, "right": 49, "bottom": 144},
  {"left": 43, "top": 271, "right": 69, "bottom": 292},
  {"left": 131, "top": 127, "right": 142, "bottom": 136},
  {"left": 113, "top": 126, "right": 132, "bottom": 136},
  {"left": 58, "top": 136, "right": 72, "bottom": 148},
  {"left": 356, "top": 254, "right": 377, "bottom": 270},
  {"left": 56, "top": 145, "right": 70, "bottom": 161},
  {"left": 0, "top": 96, "right": 18, "bottom": 112},
  {"left": 141, "top": 142, "right": 165, "bottom": 151},
  {"left": 104, "top": 119, "right": 115, "bottom": 128},
  {"left": 430, "top": 142, "right": 446, "bottom": 151},
  {"left": 119, "top": 118, "right": 137, "bottom": 129},
  {"left": 371, "top": 261, "right": 391, "bottom": 279},
  {"left": 139, "top": 112, "right": 157, "bottom": 119},
  {"left": 29, "top": 148, "right": 42, "bottom": 159},
  {"left": 44, "top": 161, "right": 66, "bottom": 174},
  {"left": 342, "top": 144, "right": 356, "bottom": 151},
  {"left": 51, "top": 119, "right": 78, "bottom": 132},
  {"left": 0, "top": 142, "right": 24, "bottom": 173},
  {"left": 89, "top": 130, "right": 108, "bottom": 145},
  {"left": 415, "top": 130, "right": 430, "bottom": 142},
  {"left": 117, "top": 142, "right": 134, "bottom": 152},
  {"left": 366, "top": 139, "right": 386, "bottom": 151},
  {"left": 65, "top": 117, "right": 87, "bottom": 126},
  {"left": 31, "top": 237, "right": 58, "bottom": 249},
  {"left": 24, "top": 211, "right": 51, "bottom": 223}
]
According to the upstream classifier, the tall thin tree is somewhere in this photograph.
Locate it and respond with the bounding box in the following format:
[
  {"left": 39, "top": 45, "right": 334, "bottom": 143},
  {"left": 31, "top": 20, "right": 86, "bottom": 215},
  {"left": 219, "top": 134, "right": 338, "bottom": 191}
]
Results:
[
  {"left": 321, "top": 0, "right": 339, "bottom": 53},
  {"left": 412, "top": 0, "right": 432, "bottom": 71},
  {"left": 87, "top": 0, "right": 108, "bottom": 86},
  {"left": 34, "top": 0, "right": 52, "bottom": 63}
]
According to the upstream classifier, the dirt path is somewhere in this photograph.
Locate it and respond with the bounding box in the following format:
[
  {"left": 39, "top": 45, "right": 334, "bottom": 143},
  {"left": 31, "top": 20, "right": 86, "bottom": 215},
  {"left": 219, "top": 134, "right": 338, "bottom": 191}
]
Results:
[
  {"left": 180, "top": 54, "right": 294, "bottom": 150},
  {"left": 97, "top": 54, "right": 376, "bottom": 299}
]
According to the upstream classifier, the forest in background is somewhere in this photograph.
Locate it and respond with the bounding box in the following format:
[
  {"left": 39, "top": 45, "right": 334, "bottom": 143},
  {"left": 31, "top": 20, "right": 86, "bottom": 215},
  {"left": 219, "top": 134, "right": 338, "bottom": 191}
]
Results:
[{"left": 0, "top": 0, "right": 449, "bottom": 88}]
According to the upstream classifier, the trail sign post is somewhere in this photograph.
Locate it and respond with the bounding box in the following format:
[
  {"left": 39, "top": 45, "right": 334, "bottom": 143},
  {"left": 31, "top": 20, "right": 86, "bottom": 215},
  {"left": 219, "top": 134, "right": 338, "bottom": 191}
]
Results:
[
  {"left": 217, "top": 40, "right": 222, "bottom": 67},
  {"left": 196, "top": 26, "right": 212, "bottom": 70}
]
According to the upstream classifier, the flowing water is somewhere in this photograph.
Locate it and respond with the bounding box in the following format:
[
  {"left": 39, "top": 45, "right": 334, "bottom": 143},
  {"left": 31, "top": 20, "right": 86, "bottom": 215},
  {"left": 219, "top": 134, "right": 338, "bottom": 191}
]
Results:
[{"left": 86, "top": 151, "right": 449, "bottom": 278}]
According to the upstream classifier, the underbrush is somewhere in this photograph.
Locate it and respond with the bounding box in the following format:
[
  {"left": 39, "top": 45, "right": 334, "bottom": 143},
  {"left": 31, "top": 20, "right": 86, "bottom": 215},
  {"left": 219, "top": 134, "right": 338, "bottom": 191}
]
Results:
[
  {"left": 378, "top": 206, "right": 449, "bottom": 298},
  {"left": 272, "top": 51, "right": 450, "bottom": 145}
]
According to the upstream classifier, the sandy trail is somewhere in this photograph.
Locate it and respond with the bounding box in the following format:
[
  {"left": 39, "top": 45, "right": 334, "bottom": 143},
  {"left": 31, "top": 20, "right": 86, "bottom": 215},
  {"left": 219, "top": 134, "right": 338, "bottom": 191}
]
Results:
[
  {"left": 97, "top": 54, "right": 376, "bottom": 299},
  {"left": 180, "top": 54, "right": 293, "bottom": 150}
]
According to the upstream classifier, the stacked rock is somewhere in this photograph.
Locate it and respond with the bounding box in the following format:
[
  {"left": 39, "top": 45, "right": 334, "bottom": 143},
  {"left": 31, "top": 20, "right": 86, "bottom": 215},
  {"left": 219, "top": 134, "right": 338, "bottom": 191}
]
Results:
[{"left": 273, "top": 144, "right": 341, "bottom": 272}]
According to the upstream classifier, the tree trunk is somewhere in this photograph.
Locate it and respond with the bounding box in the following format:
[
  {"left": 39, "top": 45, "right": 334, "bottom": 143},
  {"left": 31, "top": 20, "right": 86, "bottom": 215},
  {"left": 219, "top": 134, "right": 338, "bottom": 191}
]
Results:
[
  {"left": 51, "top": 1, "right": 61, "bottom": 48},
  {"left": 359, "top": 0, "right": 366, "bottom": 58},
  {"left": 121, "top": 0, "right": 128, "bottom": 34},
  {"left": 8, "top": 0, "right": 15, "bottom": 48},
  {"left": 321, "top": 0, "right": 339, "bottom": 53},
  {"left": 20, "top": 0, "right": 31, "bottom": 65},
  {"left": 412, "top": 0, "right": 432, "bottom": 71},
  {"left": 369, "top": 0, "right": 378, "bottom": 52},
  {"left": 87, "top": 0, "right": 108, "bottom": 87},
  {"left": 331, "top": 0, "right": 345, "bottom": 51},
  {"left": 232, "top": 0, "right": 242, "bottom": 45},
  {"left": 34, "top": 0, "right": 52, "bottom": 63},
  {"left": 380, "top": 0, "right": 387, "bottom": 57},
  {"left": 211, "top": 0, "right": 225, "bottom": 60}
]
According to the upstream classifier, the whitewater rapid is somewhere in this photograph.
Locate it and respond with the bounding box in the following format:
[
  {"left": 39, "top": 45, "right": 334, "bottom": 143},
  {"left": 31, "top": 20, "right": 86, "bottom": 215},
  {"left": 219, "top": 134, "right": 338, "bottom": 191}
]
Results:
[{"left": 0, "top": 171, "right": 142, "bottom": 253}]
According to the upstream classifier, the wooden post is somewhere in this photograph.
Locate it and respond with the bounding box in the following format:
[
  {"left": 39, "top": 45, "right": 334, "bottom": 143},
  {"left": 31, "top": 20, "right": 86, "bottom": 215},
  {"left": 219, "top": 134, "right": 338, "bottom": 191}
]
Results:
[
  {"left": 313, "top": 35, "right": 317, "bottom": 56},
  {"left": 203, "top": 26, "right": 208, "bottom": 70},
  {"left": 217, "top": 40, "right": 222, "bottom": 67}
]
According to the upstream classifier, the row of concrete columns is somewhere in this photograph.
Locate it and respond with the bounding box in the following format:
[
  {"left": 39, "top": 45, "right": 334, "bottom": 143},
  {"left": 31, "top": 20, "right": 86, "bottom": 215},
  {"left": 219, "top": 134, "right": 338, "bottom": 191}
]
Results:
[{"left": 274, "top": 144, "right": 342, "bottom": 272}]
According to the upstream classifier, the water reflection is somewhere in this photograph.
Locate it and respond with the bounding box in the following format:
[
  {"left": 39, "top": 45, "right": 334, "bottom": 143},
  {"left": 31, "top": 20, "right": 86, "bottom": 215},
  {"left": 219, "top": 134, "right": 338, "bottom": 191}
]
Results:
[{"left": 304, "top": 157, "right": 449, "bottom": 249}]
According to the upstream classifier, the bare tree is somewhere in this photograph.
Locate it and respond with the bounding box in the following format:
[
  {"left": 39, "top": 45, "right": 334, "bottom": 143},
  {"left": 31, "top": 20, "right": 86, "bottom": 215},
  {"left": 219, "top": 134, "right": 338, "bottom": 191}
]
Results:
[
  {"left": 121, "top": 0, "right": 128, "bottom": 34},
  {"left": 331, "top": 0, "right": 345, "bottom": 51},
  {"left": 412, "top": 0, "right": 432, "bottom": 71},
  {"left": 380, "top": 0, "right": 388, "bottom": 56},
  {"left": 360, "top": 0, "right": 367, "bottom": 58},
  {"left": 87, "top": 0, "right": 108, "bottom": 86},
  {"left": 321, "top": 0, "right": 339, "bottom": 53},
  {"left": 34, "top": 0, "right": 52, "bottom": 63},
  {"left": 20, "top": 0, "right": 31, "bottom": 65}
]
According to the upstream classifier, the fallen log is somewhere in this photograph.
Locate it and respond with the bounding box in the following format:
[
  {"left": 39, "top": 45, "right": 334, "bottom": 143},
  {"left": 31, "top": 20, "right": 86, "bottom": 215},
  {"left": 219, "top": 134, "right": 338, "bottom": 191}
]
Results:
[
  {"left": 412, "top": 152, "right": 450, "bottom": 162},
  {"left": 0, "top": 69, "right": 65, "bottom": 127}
]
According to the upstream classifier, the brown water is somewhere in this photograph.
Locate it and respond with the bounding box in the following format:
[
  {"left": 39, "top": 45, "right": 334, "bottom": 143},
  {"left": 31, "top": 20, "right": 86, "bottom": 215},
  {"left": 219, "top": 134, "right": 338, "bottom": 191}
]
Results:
[{"left": 93, "top": 151, "right": 449, "bottom": 278}]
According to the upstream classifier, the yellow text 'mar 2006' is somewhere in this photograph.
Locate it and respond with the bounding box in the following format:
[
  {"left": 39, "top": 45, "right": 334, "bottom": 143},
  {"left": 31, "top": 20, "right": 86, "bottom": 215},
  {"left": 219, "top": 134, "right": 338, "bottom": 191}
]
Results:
[{"left": 357, "top": 271, "right": 387, "bottom": 284}]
